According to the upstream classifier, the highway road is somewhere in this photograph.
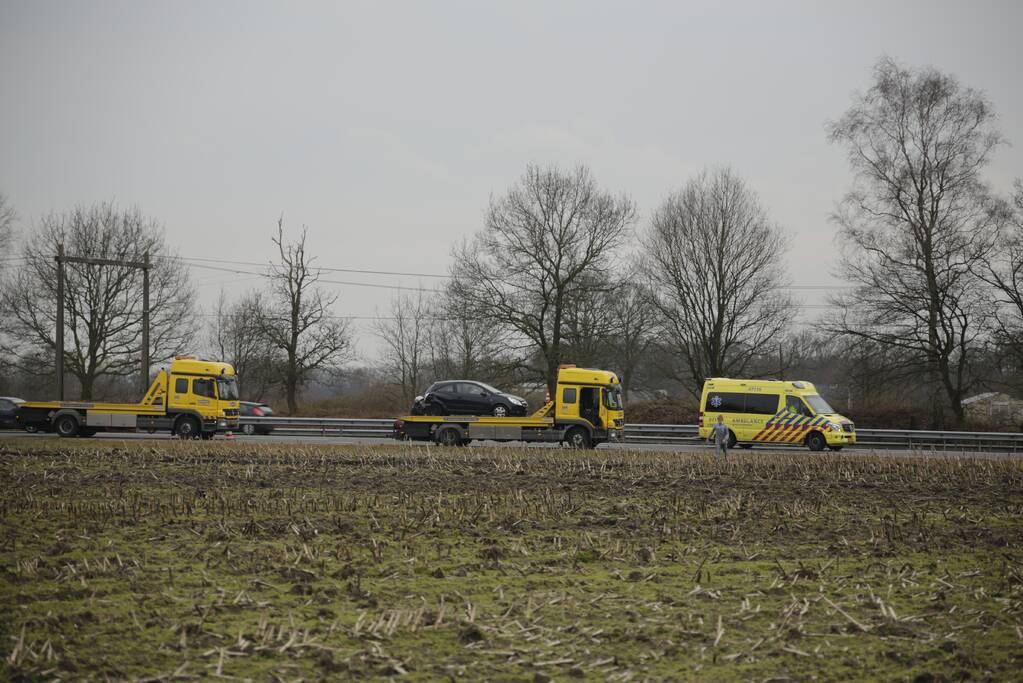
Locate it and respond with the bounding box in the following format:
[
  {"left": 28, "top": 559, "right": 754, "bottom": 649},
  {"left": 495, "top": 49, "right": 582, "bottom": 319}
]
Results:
[{"left": 1, "top": 429, "right": 1019, "bottom": 459}]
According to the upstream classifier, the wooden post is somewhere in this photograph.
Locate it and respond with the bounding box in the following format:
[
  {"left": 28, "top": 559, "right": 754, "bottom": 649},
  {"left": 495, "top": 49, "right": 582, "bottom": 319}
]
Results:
[{"left": 55, "top": 243, "right": 65, "bottom": 400}]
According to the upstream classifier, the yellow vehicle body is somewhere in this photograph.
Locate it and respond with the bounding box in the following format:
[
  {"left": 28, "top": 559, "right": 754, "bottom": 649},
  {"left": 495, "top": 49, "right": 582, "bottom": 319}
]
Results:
[
  {"left": 16, "top": 356, "right": 240, "bottom": 438},
  {"left": 698, "top": 378, "right": 856, "bottom": 451},
  {"left": 393, "top": 366, "right": 625, "bottom": 448}
]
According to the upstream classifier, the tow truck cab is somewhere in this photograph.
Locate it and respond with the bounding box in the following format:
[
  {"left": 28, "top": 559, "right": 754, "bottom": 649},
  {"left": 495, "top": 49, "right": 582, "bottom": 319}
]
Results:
[
  {"left": 393, "top": 365, "right": 624, "bottom": 448},
  {"left": 15, "top": 355, "right": 240, "bottom": 438}
]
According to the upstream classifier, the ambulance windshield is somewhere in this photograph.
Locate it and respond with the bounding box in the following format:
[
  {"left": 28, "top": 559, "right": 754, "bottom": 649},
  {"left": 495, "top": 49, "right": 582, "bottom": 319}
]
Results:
[{"left": 804, "top": 394, "right": 834, "bottom": 414}]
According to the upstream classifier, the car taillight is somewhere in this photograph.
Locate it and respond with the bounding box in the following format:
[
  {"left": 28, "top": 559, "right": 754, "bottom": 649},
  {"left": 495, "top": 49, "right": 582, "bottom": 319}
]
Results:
[{"left": 252, "top": 407, "right": 263, "bottom": 416}]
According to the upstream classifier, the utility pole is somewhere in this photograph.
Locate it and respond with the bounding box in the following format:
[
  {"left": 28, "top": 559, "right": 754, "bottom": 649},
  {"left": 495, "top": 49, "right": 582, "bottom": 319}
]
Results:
[
  {"left": 142, "top": 251, "right": 150, "bottom": 394},
  {"left": 55, "top": 243, "right": 65, "bottom": 400},
  {"left": 52, "top": 249, "right": 152, "bottom": 399}
]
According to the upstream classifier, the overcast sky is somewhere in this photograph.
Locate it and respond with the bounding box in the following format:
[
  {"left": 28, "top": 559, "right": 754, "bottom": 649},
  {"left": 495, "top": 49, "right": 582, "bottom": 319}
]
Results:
[{"left": 2, "top": 0, "right": 1021, "bottom": 360}]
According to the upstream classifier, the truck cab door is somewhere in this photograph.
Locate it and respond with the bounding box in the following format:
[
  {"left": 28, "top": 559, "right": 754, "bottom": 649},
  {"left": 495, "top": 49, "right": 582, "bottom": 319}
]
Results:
[
  {"left": 191, "top": 378, "right": 216, "bottom": 414},
  {"left": 171, "top": 376, "right": 194, "bottom": 411},
  {"left": 579, "top": 387, "right": 602, "bottom": 428}
]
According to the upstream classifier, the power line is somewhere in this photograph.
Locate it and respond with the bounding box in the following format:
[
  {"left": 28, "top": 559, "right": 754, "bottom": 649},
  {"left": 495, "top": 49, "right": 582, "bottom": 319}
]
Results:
[
  {"left": 161, "top": 254, "right": 453, "bottom": 279},
  {"left": 164, "top": 255, "right": 850, "bottom": 290}
]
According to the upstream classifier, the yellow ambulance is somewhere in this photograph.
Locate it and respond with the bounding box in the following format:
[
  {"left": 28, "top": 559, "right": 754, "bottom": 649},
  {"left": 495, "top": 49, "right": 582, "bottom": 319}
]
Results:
[{"left": 698, "top": 378, "right": 855, "bottom": 451}]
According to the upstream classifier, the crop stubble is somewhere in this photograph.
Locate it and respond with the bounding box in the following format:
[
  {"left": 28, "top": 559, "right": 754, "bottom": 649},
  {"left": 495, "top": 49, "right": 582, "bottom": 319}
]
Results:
[{"left": 1, "top": 440, "right": 1022, "bottom": 681}]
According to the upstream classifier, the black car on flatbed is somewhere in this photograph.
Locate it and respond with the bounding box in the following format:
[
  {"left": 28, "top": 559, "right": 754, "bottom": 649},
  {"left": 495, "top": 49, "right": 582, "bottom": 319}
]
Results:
[{"left": 411, "top": 381, "right": 528, "bottom": 418}]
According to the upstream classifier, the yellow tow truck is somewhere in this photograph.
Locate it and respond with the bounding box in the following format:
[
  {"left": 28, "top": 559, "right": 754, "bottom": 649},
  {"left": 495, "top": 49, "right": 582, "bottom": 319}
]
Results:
[
  {"left": 393, "top": 365, "right": 625, "bottom": 448},
  {"left": 16, "top": 355, "right": 240, "bottom": 439}
]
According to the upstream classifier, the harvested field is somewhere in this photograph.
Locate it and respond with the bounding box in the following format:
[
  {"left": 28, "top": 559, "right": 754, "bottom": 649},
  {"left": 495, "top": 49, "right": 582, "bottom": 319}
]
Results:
[{"left": 1, "top": 440, "right": 1022, "bottom": 681}]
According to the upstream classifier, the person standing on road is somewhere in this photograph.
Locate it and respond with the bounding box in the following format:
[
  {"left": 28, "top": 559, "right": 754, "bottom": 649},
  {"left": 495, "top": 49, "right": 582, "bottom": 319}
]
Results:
[{"left": 710, "top": 415, "right": 730, "bottom": 458}]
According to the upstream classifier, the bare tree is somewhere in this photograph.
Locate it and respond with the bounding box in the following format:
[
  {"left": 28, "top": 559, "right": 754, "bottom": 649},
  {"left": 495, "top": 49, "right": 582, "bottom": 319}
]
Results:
[
  {"left": 825, "top": 57, "right": 1003, "bottom": 427},
  {"left": 606, "top": 280, "right": 658, "bottom": 400},
  {"left": 561, "top": 273, "right": 619, "bottom": 371},
  {"left": 982, "top": 180, "right": 1023, "bottom": 392},
  {"left": 374, "top": 290, "right": 432, "bottom": 405},
  {"left": 0, "top": 193, "right": 18, "bottom": 390},
  {"left": 0, "top": 193, "right": 15, "bottom": 265},
  {"left": 255, "top": 218, "right": 353, "bottom": 413},
  {"left": 427, "top": 289, "right": 510, "bottom": 383},
  {"left": 1, "top": 202, "right": 195, "bottom": 399},
  {"left": 206, "top": 290, "right": 280, "bottom": 401},
  {"left": 641, "top": 168, "right": 793, "bottom": 397},
  {"left": 450, "top": 164, "right": 635, "bottom": 393}
]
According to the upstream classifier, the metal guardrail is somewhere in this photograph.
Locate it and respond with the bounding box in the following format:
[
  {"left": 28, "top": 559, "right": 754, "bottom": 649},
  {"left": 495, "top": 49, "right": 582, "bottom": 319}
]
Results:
[{"left": 239, "top": 417, "right": 1023, "bottom": 452}]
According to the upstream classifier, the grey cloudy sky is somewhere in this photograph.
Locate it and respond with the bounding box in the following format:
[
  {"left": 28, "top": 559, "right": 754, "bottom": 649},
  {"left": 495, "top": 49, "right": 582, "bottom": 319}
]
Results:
[{"left": 2, "top": 0, "right": 1021, "bottom": 359}]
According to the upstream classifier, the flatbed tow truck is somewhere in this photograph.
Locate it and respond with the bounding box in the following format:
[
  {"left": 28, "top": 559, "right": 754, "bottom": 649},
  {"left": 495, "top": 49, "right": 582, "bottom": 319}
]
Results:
[
  {"left": 393, "top": 365, "right": 624, "bottom": 448},
  {"left": 16, "top": 355, "right": 240, "bottom": 438}
]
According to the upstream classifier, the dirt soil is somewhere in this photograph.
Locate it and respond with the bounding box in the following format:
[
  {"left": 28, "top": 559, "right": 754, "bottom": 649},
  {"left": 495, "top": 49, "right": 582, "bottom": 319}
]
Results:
[{"left": 2, "top": 439, "right": 1022, "bottom": 681}]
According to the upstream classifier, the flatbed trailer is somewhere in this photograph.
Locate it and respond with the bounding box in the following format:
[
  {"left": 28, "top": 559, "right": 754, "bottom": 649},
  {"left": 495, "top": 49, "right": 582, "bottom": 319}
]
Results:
[
  {"left": 393, "top": 366, "right": 625, "bottom": 448},
  {"left": 16, "top": 356, "right": 240, "bottom": 438}
]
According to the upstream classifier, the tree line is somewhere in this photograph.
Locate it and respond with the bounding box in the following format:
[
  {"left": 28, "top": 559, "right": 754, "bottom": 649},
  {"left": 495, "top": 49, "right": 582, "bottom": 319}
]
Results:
[{"left": 1, "top": 58, "right": 1021, "bottom": 427}]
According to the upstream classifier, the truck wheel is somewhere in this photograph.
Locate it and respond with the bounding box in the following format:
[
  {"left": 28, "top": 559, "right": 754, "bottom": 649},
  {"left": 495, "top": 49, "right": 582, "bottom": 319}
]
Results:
[
  {"left": 174, "top": 416, "right": 201, "bottom": 439},
  {"left": 54, "top": 414, "right": 80, "bottom": 438},
  {"left": 492, "top": 404, "right": 509, "bottom": 417},
  {"left": 806, "top": 431, "right": 826, "bottom": 452},
  {"left": 79, "top": 428, "right": 98, "bottom": 438},
  {"left": 435, "top": 427, "right": 462, "bottom": 447},
  {"left": 564, "top": 427, "right": 591, "bottom": 449},
  {"left": 241, "top": 423, "right": 256, "bottom": 436}
]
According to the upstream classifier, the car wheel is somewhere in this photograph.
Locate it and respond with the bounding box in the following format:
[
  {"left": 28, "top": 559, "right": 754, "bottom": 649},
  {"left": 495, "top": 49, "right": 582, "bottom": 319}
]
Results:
[
  {"left": 426, "top": 403, "right": 445, "bottom": 416},
  {"left": 242, "top": 423, "right": 256, "bottom": 436},
  {"left": 492, "top": 404, "right": 509, "bottom": 418},
  {"left": 54, "top": 414, "right": 79, "bottom": 438},
  {"left": 564, "top": 426, "right": 591, "bottom": 449},
  {"left": 174, "top": 416, "right": 201, "bottom": 439},
  {"left": 806, "top": 431, "right": 826, "bottom": 452},
  {"left": 739, "top": 443, "right": 752, "bottom": 450},
  {"left": 24, "top": 425, "right": 38, "bottom": 433},
  {"left": 435, "top": 427, "right": 462, "bottom": 447},
  {"left": 830, "top": 445, "right": 843, "bottom": 452}
]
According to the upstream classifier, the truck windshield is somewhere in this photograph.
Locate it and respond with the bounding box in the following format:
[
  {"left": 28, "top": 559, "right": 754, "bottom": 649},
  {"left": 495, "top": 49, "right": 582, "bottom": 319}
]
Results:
[
  {"left": 804, "top": 394, "right": 834, "bottom": 414},
  {"left": 217, "top": 378, "right": 239, "bottom": 400},
  {"left": 603, "top": 386, "right": 624, "bottom": 410}
]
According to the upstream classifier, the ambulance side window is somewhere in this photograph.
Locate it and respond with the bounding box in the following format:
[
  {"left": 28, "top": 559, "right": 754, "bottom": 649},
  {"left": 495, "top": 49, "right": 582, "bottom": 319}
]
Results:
[
  {"left": 786, "top": 396, "right": 812, "bottom": 416},
  {"left": 745, "top": 394, "right": 780, "bottom": 415},
  {"left": 174, "top": 378, "right": 188, "bottom": 393},
  {"left": 707, "top": 392, "right": 744, "bottom": 413}
]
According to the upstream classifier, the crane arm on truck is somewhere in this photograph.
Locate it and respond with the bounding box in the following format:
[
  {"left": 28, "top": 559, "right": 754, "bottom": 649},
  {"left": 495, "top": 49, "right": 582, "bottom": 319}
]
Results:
[{"left": 140, "top": 371, "right": 168, "bottom": 406}]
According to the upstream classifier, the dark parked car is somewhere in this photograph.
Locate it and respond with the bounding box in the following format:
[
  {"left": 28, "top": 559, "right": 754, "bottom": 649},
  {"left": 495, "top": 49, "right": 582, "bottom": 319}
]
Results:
[
  {"left": 411, "top": 381, "right": 528, "bottom": 417},
  {"left": 0, "top": 397, "right": 25, "bottom": 429},
  {"left": 238, "top": 401, "right": 275, "bottom": 435}
]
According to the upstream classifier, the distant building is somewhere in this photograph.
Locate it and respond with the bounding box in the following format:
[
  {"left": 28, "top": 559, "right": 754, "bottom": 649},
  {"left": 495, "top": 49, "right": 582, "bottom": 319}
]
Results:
[{"left": 961, "top": 392, "right": 1023, "bottom": 429}]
